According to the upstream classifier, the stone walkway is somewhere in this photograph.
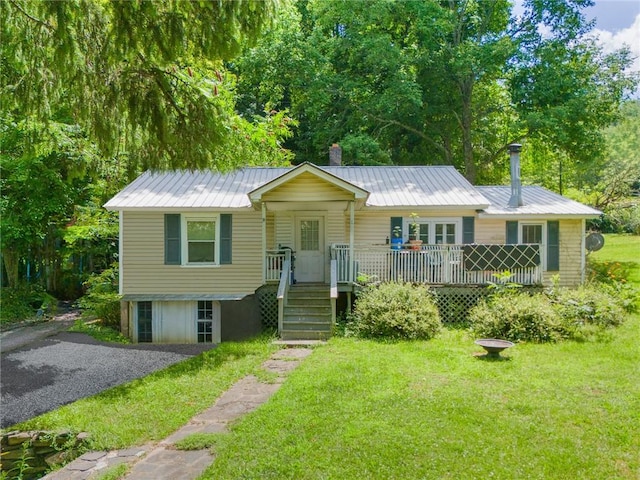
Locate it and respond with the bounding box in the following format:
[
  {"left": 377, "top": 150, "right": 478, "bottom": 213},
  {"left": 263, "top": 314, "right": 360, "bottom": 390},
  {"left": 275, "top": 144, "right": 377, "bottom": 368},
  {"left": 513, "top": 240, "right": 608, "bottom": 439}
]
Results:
[{"left": 43, "top": 347, "right": 313, "bottom": 480}]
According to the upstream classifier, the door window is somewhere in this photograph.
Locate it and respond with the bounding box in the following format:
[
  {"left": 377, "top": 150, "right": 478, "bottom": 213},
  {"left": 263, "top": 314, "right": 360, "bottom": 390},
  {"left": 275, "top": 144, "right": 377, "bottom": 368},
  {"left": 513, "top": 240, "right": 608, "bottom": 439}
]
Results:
[{"left": 300, "top": 220, "right": 320, "bottom": 251}]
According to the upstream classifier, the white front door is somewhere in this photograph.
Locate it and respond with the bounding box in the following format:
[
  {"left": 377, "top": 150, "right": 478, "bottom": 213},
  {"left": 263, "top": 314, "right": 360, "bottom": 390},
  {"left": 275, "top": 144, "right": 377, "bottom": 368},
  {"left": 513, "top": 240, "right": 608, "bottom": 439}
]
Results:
[{"left": 295, "top": 216, "right": 325, "bottom": 283}]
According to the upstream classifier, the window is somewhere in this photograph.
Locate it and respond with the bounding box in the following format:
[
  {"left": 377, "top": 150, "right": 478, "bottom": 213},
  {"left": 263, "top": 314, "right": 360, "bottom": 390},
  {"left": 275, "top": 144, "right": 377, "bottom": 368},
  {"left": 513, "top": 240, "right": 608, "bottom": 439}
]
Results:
[
  {"left": 137, "top": 301, "right": 152, "bottom": 343},
  {"left": 183, "top": 216, "right": 219, "bottom": 265},
  {"left": 300, "top": 220, "right": 320, "bottom": 251},
  {"left": 197, "top": 301, "right": 213, "bottom": 343},
  {"left": 406, "top": 218, "right": 461, "bottom": 244}
]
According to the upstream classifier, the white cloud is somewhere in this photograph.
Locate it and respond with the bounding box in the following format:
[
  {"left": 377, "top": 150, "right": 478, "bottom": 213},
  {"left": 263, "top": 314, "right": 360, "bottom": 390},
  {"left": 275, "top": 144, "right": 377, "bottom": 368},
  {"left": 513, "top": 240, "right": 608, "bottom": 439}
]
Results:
[{"left": 590, "top": 13, "right": 640, "bottom": 74}]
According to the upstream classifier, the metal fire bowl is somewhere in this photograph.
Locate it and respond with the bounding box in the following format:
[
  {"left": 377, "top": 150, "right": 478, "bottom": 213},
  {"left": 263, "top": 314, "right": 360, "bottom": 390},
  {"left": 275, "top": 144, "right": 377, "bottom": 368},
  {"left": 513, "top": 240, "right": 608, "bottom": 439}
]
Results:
[{"left": 474, "top": 338, "right": 515, "bottom": 358}]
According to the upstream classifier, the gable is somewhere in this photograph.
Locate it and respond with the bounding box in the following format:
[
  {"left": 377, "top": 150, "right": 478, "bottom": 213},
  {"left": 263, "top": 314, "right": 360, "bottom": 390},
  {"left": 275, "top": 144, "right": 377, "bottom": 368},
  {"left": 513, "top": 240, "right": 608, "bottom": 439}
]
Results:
[{"left": 261, "top": 171, "right": 357, "bottom": 202}]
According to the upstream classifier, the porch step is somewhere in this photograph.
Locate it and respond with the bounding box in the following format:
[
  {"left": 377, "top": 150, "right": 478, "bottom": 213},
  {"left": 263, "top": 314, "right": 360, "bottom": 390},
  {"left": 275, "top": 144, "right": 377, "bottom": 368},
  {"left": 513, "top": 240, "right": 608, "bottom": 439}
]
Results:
[
  {"left": 282, "top": 284, "right": 333, "bottom": 341},
  {"left": 280, "top": 330, "right": 332, "bottom": 341}
]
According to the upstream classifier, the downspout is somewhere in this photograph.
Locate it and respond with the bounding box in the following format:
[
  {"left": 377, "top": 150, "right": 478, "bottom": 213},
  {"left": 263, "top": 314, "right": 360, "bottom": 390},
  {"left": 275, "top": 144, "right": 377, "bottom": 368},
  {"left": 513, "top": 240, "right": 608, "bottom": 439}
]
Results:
[
  {"left": 262, "top": 202, "right": 267, "bottom": 283},
  {"left": 349, "top": 201, "right": 355, "bottom": 283}
]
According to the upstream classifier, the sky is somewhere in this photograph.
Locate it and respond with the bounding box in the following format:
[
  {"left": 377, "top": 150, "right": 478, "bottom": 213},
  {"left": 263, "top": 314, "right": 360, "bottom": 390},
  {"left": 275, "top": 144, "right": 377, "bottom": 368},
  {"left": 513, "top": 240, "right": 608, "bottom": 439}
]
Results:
[
  {"left": 587, "top": 0, "right": 640, "bottom": 77},
  {"left": 514, "top": 0, "right": 640, "bottom": 96}
]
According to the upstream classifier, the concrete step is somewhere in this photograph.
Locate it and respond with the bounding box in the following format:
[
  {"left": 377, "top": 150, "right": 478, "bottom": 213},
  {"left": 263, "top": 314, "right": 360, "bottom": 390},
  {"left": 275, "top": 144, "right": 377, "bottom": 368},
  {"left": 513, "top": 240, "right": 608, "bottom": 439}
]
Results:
[
  {"left": 281, "top": 330, "right": 332, "bottom": 341},
  {"left": 283, "top": 314, "right": 332, "bottom": 325}
]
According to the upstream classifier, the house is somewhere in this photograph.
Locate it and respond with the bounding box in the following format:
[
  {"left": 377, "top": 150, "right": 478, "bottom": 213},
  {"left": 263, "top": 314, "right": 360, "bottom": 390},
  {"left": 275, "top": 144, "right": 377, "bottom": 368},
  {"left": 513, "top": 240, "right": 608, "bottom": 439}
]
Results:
[{"left": 104, "top": 144, "right": 601, "bottom": 343}]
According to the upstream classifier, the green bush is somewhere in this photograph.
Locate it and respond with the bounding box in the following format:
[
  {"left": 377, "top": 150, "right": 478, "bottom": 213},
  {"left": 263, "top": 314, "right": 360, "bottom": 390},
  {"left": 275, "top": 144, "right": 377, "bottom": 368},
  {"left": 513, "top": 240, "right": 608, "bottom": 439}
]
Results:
[
  {"left": 468, "top": 292, "right": 562, "bottom": 343},
  {"left": 351, "top": 282, "right": 441, "bottom": 340},
  {"left": 0, "top": 285, "right": 57, "bottom": 324},
  {"left": 78, "top": 264, "right": 121, "bottom": 328},
  {"left": 551, "top": 285, "right": 624, "bottom": 331}
]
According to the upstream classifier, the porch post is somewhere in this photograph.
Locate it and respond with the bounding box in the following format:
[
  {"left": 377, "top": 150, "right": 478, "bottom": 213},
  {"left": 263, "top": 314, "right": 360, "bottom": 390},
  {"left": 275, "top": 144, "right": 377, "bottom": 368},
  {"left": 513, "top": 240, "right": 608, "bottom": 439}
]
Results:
[
  {"left": 261, "top": 202, "right": 267, "bottom": 283},
  {"left": 349, "top": 201, "right": 355, "bottom": 283}
]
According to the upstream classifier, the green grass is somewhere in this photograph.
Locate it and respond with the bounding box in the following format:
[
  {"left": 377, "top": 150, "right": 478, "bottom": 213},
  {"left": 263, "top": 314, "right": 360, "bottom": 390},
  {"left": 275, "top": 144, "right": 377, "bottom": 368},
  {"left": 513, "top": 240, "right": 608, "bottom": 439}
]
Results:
[
  {"left": 175, "top": 433, "right": 220, "bottom": 451},
  {"left": 9, "top": 337, "right": 278, "bottom": 450},
  {"left": 198, "top": 233, "right": 640, "bottom": 479},
  {"left": 202, "top": 327, "right": 639, "bottom": 479},
  {"left": 588, "top": 233, "right": 640, "bottom": 285},
  {"left": 68, "top": 319, "right": 131, "bottom": 344}
]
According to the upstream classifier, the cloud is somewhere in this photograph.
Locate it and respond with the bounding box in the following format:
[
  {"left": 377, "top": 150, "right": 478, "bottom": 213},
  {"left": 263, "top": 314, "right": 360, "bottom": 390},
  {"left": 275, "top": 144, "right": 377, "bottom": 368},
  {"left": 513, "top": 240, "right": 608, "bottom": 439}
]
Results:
[{"left": 590, "top": 13, "right": 640, "bottom": 74}]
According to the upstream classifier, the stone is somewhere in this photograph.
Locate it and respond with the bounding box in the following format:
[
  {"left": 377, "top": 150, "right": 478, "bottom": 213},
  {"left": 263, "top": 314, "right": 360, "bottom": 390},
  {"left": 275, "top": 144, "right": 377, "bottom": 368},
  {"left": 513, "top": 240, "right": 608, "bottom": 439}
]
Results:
[
  {"left": 80, "top": 451, "right": 107, "bottom": 461},
  {"left": 7, "top": 432, "right": 32, "bottom": 445}
]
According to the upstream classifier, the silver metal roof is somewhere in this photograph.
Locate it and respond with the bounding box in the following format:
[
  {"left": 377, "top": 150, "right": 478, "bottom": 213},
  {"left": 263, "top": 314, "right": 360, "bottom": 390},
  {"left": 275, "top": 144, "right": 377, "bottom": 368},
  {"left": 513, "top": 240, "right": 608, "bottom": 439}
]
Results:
[
  {"left": 477, "top": 186, "right": 602, "bottom": 217},
  {"left": 104, "top": 165, "right": 491, "bottom": 210}
]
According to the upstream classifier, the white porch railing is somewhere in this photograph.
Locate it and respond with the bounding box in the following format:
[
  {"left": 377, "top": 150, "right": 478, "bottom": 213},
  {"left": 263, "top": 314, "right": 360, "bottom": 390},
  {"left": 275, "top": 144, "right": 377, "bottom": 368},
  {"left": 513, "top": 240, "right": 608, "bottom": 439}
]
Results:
[
  {"left": 265, "top": 249, "right": 291, "bottom": 282},
  {"left": 330, "top": 244, "right": 542, "bottom": 286}
]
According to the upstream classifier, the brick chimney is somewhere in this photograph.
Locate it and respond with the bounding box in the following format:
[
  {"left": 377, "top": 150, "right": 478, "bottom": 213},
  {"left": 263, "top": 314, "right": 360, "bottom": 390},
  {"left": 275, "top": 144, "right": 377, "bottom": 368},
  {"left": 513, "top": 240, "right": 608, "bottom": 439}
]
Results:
[
  {"left": 508, "top": 143, "right": 524, "bottom": 207},
  {"left": 329, "top": 143, "right": 342, "bottom": 166}
]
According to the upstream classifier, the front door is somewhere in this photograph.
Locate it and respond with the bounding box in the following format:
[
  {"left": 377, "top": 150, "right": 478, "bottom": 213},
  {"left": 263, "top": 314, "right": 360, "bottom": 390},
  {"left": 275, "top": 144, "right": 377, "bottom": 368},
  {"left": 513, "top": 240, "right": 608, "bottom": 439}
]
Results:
[{"left": 295, "top": 216, "right": 325, "bottom": 283}]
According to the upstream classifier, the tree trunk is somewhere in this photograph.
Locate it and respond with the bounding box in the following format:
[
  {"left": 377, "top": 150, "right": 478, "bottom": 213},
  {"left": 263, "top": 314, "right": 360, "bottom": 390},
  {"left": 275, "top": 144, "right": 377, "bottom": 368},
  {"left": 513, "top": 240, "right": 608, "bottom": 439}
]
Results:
[
  {"left": 460, "top": 78, "right": 476, "bottom": 183},
  {"left": 2, "top": 250, "right": 20, "bottom": 289}
]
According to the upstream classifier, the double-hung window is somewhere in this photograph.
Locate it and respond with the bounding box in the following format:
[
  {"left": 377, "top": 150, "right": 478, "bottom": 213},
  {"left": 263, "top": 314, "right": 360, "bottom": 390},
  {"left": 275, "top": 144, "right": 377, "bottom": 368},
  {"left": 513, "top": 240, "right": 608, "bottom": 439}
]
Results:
[
  {"left": 183, "top": 215, "right": 219, "bottom": 265},
  {"left": 519, "top": 222, "right": 546, "bottom": 270}
]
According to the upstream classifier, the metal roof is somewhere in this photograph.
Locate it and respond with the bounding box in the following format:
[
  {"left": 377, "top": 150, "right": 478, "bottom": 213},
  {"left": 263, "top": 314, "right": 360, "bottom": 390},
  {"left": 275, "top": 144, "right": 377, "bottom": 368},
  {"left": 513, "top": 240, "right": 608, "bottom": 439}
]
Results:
[
  {"left": 104, "top": 165, "right": 491, "bottom": 210},
  {"left": 477, "top": 186, "right": 602, "bottom": 217}
]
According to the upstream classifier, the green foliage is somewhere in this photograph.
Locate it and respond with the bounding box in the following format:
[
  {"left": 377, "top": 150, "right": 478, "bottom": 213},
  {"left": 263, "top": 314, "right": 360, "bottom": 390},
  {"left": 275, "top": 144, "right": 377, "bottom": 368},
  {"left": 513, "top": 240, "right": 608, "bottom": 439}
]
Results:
[
  {"left": 0, "top": 285, "right": 57, "bottom": 325},
  {"left": 548, "top": 285, "right": 625, "bottom": 341},
  {"left": 78, "top": 264, "right": 121, "bottom": 328},
  {"left": 351, "top": 282, "right": 441, "bottom": 340},
  {"left": 69, "top": 319, "right": 130, "bottom": 344},
  {"left": 233, "top": 0, "right": 636, "bottom": 183},
  {"left": 2, "top": 1, "right": 287, "bottom": 170},
  {"left": 174, "top": 433, "right": 220, "bottom": 451},
  {"left": 468, "top": 292, "right": 562, "bottom": 343}
]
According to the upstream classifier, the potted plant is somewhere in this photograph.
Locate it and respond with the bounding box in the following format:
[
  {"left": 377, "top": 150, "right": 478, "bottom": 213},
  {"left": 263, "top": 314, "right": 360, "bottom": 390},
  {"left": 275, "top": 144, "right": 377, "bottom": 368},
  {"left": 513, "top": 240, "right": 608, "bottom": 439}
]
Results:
[
  {"left": 409, "top": 213, "right": 422, "bottom": 250},
  {"left": 391, "top": 225, "right": 403, "bottom": 250}
]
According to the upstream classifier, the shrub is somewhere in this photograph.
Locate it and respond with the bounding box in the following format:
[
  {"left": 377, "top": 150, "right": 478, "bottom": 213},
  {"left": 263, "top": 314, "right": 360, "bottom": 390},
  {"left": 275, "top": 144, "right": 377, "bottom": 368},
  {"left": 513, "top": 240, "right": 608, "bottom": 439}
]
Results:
[
  {"left": 351, "top": 282, "right": 441, "bottom": 340},
  {"left": 78, "top": 264, "right": 121, "bottom": 328},
  {"left": 0, "top": 284, "right": 57, "bottom": 325},
  {"left": 551, "top": 285, "right": 624, "bottom": 331},
  {"left": 468, "top": 292, "right": 562, "bottom": 343}
]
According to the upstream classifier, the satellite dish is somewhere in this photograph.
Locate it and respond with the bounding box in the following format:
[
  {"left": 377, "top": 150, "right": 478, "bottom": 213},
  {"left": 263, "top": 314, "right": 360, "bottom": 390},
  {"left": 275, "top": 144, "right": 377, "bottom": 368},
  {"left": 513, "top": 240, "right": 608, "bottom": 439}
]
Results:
[{"left": 585, "top": 233, "right": 605, "bottom": 252}]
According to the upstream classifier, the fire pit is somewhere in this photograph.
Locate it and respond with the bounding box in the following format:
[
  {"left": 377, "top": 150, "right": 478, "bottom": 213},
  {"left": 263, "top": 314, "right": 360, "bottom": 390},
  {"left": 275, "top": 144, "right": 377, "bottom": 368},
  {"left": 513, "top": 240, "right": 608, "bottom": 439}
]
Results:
[{"left": 474, "top": 338, "right": 514, "bottom": 358}]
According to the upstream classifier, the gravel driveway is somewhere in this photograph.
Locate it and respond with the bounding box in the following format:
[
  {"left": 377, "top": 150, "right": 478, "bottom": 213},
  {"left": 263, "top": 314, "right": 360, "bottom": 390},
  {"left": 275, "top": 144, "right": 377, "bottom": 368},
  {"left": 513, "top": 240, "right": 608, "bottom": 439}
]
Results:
[{"left": 1, "top": 332, "right": 216, "bottom": 428}]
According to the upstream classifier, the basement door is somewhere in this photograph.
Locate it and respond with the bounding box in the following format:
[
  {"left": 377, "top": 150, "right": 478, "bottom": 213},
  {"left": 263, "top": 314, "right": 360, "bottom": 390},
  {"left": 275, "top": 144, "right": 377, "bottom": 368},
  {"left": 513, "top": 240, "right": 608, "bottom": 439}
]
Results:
[{"left": 295, "top": 216, "right": 325, "bottom": 283}]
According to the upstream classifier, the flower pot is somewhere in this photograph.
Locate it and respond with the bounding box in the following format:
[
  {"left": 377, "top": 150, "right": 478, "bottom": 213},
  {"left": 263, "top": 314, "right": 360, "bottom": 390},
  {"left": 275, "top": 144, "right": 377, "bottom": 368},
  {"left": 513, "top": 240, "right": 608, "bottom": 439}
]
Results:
[
  {"left": 409, "top": 239, "right": 422, "bottom": 250},
  {"left": 391, "top": 237, "right": 403, "bottom": 250}
]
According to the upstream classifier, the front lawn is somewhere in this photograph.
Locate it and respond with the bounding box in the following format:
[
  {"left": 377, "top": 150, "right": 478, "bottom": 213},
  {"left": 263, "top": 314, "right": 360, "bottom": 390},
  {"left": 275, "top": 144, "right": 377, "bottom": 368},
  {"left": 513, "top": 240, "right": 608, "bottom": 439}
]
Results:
[
  {"left": 201, "top": 234, "right": 640, "bottom": 479},
  {"left": 202, "top": 326, "right": 639, "bottom": 479}
]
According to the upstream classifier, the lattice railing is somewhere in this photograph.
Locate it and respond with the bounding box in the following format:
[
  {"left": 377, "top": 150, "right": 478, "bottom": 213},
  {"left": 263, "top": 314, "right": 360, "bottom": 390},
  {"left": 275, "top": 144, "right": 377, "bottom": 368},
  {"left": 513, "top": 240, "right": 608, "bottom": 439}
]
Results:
[{"left": 331, "top": 244, "right": 542, "bottom": 286}]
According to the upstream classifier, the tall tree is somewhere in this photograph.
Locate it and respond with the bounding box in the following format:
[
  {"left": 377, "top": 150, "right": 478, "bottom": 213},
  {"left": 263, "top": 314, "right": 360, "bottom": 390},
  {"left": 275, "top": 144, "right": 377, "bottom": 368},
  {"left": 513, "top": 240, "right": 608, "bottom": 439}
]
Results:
[
  {"left": 1, "top": 0, "right": 291, "bottom": 170},
  {"left": 232, "top": 0, "right": 637, "bottom": 184}
]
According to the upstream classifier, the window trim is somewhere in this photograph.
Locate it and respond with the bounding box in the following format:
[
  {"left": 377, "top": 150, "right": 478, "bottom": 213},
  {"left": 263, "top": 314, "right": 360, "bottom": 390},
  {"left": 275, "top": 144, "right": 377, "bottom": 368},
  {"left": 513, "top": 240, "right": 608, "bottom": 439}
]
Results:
[
  {"left": 403, "top": 217, "right": 462, "bottom": 245},
  {"left": 518, "top": 221, "right": 547, "bottom": 270},
  {"left": 181, "top": 214, "right": 220, "bottom": 267}
]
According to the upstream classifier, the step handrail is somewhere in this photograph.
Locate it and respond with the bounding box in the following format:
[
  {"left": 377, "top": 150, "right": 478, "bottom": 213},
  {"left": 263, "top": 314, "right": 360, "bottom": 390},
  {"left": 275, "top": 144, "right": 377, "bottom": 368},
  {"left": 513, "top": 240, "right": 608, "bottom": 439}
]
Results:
[
  {"left": 277, "top": 259, "right": 291, "bottom": 335},
  {"left": 330, "top": 259, "right": 338, "bottom": 326}
]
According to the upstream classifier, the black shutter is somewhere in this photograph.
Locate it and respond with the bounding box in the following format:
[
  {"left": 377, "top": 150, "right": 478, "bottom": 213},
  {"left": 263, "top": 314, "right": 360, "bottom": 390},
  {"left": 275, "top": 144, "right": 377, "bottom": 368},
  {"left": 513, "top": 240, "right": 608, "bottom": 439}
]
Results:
[
  {"left": 506, "top": 221, "right": 518, "bottom": 244},
  {"left": 164, "top": 214, "right": 181, "bottom": 265},
  {"left": 220, "top": 214, "right": 232, "bottom": 265},
  {"left": 390, "top": 216, "right": 403, "bottom": 240},
  {"left": 547, "top": 220, "right": 560, "bottom": 271},
  {"left": 462, "top": 217, "right": 475, "bottom": 244}
]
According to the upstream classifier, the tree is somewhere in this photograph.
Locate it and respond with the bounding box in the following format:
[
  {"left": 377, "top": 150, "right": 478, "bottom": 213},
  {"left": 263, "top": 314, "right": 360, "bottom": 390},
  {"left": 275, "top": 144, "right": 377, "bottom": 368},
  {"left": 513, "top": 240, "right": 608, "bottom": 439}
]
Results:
[
  {"left": 0, "top": 119, "right": 92, "bottom": 289},
  {"left": 232, "top": 0, "right": 637, "bottom": 184},
  {"left": 1, "top": 0, "right": 290, "bottom": 170}
]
